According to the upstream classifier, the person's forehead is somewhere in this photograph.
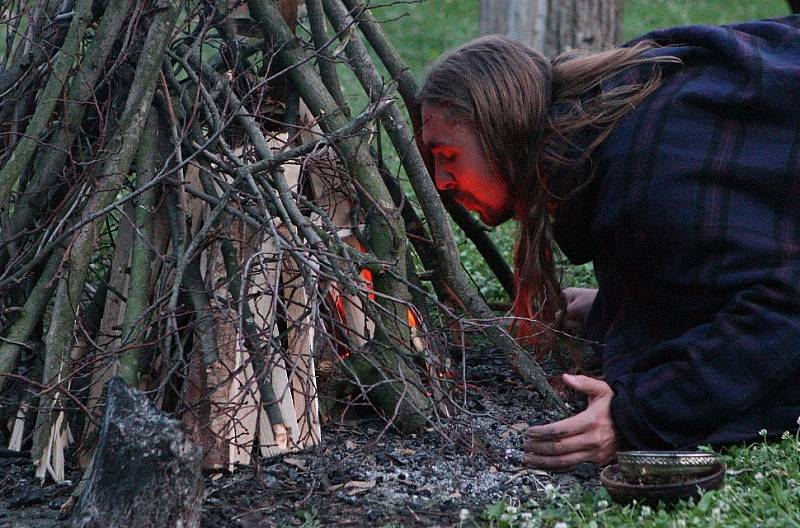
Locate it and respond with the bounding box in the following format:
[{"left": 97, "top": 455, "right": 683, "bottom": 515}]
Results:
[{"left": 421, "top": 102, "right": 471, "bottom": 146}]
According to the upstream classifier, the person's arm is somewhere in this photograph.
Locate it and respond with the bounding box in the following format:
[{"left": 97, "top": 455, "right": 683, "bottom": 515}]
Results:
[
  {"left": 525, "top": 281, "right": 800, "bottom": 468},
  {"left": 608, "top": 281, "right": 800, "bottom": 449},
  {"left": 562, "top": 287, "right": 597, "bottom": 324}
]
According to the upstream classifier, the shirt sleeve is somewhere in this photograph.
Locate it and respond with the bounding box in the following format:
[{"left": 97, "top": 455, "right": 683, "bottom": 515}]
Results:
[
  {"left": 609, "top": 278, "right": 800, "bottom": 449},
  {"left": 581, "top": 16, "right": 800, "bottom": 450}
]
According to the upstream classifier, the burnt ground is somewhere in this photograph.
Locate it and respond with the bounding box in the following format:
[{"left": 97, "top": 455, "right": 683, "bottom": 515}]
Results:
[{"left": 0, "top": 347, "right": 601, "bottom": 528}]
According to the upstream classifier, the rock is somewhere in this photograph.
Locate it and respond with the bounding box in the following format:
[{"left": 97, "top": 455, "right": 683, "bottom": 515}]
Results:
[{"left": 71, "top": 377, "right": 204, "bottom": 528}]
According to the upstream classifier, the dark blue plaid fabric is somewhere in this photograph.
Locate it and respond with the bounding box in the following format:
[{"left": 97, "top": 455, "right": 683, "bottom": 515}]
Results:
[{"left": 552, "top": 16, "right": 800, "bottom": 449}]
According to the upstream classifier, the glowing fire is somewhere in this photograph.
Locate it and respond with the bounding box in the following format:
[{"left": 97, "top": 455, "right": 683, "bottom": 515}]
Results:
[{"left": 330, "top": 261, "right": 421, "bottom": 358}]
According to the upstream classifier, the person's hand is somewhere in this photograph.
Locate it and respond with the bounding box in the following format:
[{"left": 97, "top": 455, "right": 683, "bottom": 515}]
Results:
[
  {"left": 523, "top": 374, "right": 618, "bottom": 469},
  {"left": 562, "top": 287, "right": 598, "bottom": 323}
]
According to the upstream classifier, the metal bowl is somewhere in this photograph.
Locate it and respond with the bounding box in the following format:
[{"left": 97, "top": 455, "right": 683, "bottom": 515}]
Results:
[
  {"left": 617, "top": 451, "right": 720, "bottom": 481},
  {"left": 601, "top": 461, "right": 726, "bottom": 505}
]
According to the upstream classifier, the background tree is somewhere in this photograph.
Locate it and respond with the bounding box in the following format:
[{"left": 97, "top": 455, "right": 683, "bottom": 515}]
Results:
[{"left": 479, "top": 0, "right": 624, "bottom": 57}]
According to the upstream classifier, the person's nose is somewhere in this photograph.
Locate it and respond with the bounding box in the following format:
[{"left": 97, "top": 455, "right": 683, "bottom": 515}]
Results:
[{"left": 434, "top": 169, "right": 458, "bottom": 191}]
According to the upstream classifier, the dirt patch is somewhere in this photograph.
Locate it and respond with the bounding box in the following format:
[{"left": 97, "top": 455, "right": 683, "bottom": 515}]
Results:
[
  {"left": 1, "top": 347, "right": 600, "bottom": 528},
  {"left": 0, "top": 458, "right": 72, "bottom": 528}
]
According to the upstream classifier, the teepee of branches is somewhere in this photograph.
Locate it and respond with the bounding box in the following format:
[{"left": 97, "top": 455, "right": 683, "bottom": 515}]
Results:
[{"left": 0, "top": 0, "right": 564, "bottom": 480}]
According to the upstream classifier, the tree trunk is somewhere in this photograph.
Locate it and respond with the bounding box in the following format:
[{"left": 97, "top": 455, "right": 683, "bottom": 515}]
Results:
[
  {"left": 71, "top": 378, "right": 204, "bottom": 528},
  {"left": 480, "top": 0, "right": 623, "bottom": 57}
]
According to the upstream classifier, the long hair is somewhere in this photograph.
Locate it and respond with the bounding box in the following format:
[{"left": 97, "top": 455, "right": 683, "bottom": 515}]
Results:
[{"left": 418, "top": 36, "right": 679, "bottom": 343}]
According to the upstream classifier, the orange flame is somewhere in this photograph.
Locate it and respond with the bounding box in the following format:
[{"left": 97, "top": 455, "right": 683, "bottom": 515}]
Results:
[
  {"left": 332, "top": 240, "right": 422, "bottom": 359},
  {"left": 407, "top": 307, "right": 418, "bottom": 328}
]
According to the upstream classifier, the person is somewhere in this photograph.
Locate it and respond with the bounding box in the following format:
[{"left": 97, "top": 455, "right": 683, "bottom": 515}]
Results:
[{"left": 417, "top": 15, "right": 800, "bottom": 470}]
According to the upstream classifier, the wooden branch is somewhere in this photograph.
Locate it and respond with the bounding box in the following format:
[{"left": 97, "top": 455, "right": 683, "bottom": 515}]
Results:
[
  {"left": 118, "top": 109, "right": 160, "bottom": 384},
  {"left": 326, "top": 0, "right": 564, "bottom": 411},
  {"left": 444, "top": 196, "right": 515, "bottom": 296},
  {"left": 0, "top": 248, "right": 64, "bottom": 393},
  {"left": 11, "top": 0, "right": 64, "bottom": 66},
  {"left": 203, "top": 0, "right": 435, "bottom": 431},
  {"left": 246, "top": 99, "right": 394, "bottom": 174},
  {"left": 83, "top": 205, "right": 135, "bottom": 437},
  {"left": 339, "top": 0, "right": 419, "bottom": 117},
  {"left": 305, "top": 0, "right": 350, "bottom": 114},
  {"left": 246, "top": 0, "right": 403, "bottom": 252},
  {"left": 341, "top": 0, "right": 515, "bottom": 297},
  {"left": 0, "top": 0, "right": 93, "bottom": 208},
  {"left": 1, "top": 0, "right": 135, "bottom": 268},
  {"left": 164, "top": 183, "right": 223, "bottom": 368},
  {"left": 31, "top": 0, "right": 182, "bottom": 470},
  {"left": 375, "top": 156, "right": 440, "bottom": 287}
]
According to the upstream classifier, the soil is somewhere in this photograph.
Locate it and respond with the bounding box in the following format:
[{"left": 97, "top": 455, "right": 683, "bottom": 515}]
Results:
[{"left": 0, "top": 347, "right": 601, "bottom": 528}]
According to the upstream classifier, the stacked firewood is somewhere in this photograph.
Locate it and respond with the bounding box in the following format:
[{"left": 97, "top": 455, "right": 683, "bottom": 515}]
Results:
[{"left": 0, "top": 0, "right": 562, "bottom": 485}]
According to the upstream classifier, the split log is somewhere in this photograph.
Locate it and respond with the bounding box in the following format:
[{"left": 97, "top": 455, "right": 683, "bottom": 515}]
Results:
[
  {"left": 72, "top": 377, "right": 204, "bottom": 528},
  {"left": 247, "top": 227, "right": 304, "bottom": 458}
]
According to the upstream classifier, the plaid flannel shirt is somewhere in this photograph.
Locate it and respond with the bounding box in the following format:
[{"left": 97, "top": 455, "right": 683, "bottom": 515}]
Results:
[{"left": 552, "top": 15, "right": 800, "bottom": 449}]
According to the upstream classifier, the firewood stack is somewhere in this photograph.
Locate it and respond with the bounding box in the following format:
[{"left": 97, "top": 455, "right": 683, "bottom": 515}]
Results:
[{"left": 4, "top": 0, "right": 561, "bottom": 489}]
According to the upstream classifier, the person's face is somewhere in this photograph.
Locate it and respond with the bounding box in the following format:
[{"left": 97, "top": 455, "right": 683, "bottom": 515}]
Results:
[{"left": 421, "top": 102, "right": 515, "bottom": 226}]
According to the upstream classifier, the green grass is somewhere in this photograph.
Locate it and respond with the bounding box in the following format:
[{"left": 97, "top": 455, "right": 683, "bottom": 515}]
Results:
[
  {"left": 334, "top": 0, "right": 479, "bottom": 113},
  {"left": 369, "top": 0, "right": 793, "bottom": 75},
  {"left": 367, "top": 0, "right": 479, "bottom": 80},
  {"left": 481, "top": 429, "right": 800, "bottom": 528}
]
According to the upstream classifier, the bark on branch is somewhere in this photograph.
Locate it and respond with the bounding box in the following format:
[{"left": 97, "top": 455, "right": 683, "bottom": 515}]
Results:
[
  {"left": 328, "top": 0, "right": 564, "bottom": 411},
  {"left": 341, "top": 0, "right": 515, "bottom": 297},
  {"left": 31, "top": 0, "right": 183, "bottom": 468}
]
